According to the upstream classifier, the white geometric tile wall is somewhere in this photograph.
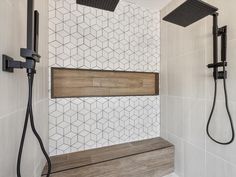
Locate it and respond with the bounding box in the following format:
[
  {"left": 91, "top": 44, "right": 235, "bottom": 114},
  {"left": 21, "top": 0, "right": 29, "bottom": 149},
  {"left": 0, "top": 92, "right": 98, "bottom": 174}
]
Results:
[{"left": 49, "top": 0, "right": 160, "bottom": 156}]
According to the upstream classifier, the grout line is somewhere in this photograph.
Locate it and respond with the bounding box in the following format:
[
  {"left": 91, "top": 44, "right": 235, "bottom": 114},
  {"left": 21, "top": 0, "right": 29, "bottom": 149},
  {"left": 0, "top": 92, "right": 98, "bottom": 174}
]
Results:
[
  {"left": 203, "top": 17, "right": 208, "bottom": 177},
  {"left": 163, "top": 95, "right": 236, "bottom": 105},
  {"left": 164, "top": 95, "right": 206, "bottom": 101},
  {"left": 167, "top": 131, "right": 205, "bottom": 154},
  {"left": 205, "top": 150, "right": 236, "bottom": 168}
]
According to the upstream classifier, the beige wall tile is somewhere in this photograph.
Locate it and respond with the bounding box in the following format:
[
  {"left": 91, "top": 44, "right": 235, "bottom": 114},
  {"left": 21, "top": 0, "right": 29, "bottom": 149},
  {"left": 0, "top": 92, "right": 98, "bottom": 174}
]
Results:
[
  {"left": 206, "top": 152, "right": 236, "bottom": 177},
  {"left": 184, "top": 142, "right": 206, "bottom": 177},
  {"left": 168, "top": 133, "right": 185, "bottom": 177},
  {"left": 183, "top": 98, "right": 206, "bottom": 149}
]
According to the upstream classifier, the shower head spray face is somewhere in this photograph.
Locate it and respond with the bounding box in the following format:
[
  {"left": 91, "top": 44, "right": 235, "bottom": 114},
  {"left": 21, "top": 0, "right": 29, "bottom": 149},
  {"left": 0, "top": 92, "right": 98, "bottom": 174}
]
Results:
[
  {"left": 163, "top": 0, "right": 218, "bottom": 27},
  {"left": 76, "top": 0, "right": 120, "bottom": 12}
]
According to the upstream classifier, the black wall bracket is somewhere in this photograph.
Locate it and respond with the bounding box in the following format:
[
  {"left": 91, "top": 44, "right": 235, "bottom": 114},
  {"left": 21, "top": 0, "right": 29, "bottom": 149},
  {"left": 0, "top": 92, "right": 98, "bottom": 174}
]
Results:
[
  {"left": 2, "top": 54, "right": 38, "bottom": 73},
  {"left": 2, "top": 55, "right": 14, "bottom": 72}
]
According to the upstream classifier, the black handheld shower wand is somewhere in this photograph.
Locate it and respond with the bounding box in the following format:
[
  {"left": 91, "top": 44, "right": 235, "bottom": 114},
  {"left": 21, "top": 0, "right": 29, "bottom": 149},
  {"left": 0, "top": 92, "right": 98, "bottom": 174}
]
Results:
[
  {"left": 2, "top": 0, "right": 51, "bottom": 176},
  {"left": 163, "top": 0, "right": 234, "bottom": 145}
]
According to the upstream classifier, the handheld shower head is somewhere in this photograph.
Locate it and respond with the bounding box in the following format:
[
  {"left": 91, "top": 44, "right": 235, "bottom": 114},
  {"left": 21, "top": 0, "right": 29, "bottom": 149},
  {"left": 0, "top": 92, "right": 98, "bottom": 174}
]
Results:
[
  {"left": 163, "top": 0, "right": 218, "bottom": 27},
  {"left": 76, "top": 0, "right": 120, "bottom": 12}
]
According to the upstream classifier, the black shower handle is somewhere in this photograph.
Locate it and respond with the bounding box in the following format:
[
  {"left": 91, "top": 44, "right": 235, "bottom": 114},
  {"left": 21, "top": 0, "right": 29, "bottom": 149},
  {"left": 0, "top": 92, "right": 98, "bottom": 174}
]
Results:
[{"left": 220, "top": 26, "right": 227, "bottom": 62}]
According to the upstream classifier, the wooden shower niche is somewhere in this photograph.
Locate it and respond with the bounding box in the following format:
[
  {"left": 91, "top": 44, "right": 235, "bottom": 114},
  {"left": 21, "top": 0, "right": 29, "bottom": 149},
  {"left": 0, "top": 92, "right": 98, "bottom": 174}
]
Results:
[{"left": 51, "top": 68, "right": 159, "bottom": 98}]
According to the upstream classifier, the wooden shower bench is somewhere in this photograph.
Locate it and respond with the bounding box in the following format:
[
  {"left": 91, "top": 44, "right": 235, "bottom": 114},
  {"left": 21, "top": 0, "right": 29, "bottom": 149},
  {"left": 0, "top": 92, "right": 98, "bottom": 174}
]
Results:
[{"left": 42, "top": 137, "right": 174, "bottom": 177}]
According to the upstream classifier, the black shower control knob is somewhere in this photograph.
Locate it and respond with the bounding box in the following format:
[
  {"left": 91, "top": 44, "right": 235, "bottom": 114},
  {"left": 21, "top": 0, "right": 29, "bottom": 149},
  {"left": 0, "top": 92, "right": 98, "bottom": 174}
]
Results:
[{"left": 218, "top": 71, "right": 227, "bottom": 79}]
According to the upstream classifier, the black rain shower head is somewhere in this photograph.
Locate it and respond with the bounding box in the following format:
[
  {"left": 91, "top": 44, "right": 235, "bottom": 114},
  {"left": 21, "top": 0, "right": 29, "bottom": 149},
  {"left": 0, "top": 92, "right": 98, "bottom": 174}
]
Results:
[
  {"left": 76, "top": 0, "right": 120, "bottom": 12},
  {"left": 163, "top": 0, "right": 218, "bottom": 27}
]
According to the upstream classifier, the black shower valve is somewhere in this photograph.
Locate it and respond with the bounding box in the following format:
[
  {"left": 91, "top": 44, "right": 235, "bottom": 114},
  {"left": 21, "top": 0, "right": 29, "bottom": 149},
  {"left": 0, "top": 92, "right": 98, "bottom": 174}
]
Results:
[
  {"left": 218, "top": 71, "right": 227, "bottom": 79},
  {"left": 213, "top": 70, "right": 227, "bottom": 80},
  {"left": 208, "top": 62, "right": 228, "bottom": 80}
]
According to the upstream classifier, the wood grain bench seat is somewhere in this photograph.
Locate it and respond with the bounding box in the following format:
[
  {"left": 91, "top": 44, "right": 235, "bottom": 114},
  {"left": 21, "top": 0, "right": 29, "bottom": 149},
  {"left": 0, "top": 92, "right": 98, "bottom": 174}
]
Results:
[{"left": 42, "top": 137, "right": 174, "bottom": 177}]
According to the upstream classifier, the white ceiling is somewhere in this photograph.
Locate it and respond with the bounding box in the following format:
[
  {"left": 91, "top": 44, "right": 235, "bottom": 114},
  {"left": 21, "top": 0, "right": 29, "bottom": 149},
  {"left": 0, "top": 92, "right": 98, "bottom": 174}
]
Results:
[{"left": 124, "top": 0, "right": 172, "bottom": 10}]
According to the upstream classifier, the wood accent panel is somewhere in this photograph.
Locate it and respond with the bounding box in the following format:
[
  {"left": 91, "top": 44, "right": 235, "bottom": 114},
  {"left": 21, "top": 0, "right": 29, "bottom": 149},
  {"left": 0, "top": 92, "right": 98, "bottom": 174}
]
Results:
[
  {"left": 51, "top": 68, "right": 159, "bottom": 98},
  {"left": 42, "top": 138, "right": 174, "bottom": 177}
]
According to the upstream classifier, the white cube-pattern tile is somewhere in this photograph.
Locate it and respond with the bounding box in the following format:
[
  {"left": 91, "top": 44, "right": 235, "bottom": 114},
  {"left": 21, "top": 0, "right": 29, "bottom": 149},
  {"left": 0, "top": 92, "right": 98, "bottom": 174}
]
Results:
[{"left": 49, "top": 0, "right": 160, "bottom": 155}]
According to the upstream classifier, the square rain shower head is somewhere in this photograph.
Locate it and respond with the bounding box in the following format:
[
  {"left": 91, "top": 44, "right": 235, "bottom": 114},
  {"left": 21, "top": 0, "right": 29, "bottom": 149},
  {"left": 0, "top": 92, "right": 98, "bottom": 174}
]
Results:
[
  {"left": 76, "top": 0, "right": 120, "bottom": 12},
  {"left": 163, "top": 0, "right": 218, "bottom": 27}
]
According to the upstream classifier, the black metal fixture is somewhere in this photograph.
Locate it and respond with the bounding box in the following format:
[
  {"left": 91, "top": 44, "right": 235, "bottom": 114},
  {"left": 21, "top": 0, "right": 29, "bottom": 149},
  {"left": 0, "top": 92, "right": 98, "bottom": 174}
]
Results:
[
  {"left": 163, "top": 0, "right": 235, "bottom": 145},
  {"left": 2, "top": 0, "right": 51, "bottom": 176},
  {"left": 76, "top": 0, "right": 120, "bottom": 12}
]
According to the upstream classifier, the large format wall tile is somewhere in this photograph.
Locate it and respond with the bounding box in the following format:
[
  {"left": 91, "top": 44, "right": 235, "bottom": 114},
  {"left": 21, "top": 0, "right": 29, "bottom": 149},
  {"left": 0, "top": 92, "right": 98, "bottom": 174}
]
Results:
[
  {"left": 206, "top": 152, "right": 236, "bottom": 177},
  {"left": 49, "top": 0, "right": 160, "bottom": 155},
  {"left": 167, "top": 133, "right": 185, "bottom": 177},
  {"left": 184, "top": 142, "right": 206, "bottom": 177},
  {"left": 183, "top": 98, "right": 206, "bottom": 149}
]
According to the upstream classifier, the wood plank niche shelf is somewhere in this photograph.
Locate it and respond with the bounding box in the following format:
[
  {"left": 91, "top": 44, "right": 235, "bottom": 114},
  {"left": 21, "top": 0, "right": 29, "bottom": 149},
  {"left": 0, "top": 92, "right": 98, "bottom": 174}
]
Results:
[
  {"left": 51, "top": 68, "right": 159, "bottom": 98},
  {"left": 42, "top": 138, "right": 174, "bottom": 177}
]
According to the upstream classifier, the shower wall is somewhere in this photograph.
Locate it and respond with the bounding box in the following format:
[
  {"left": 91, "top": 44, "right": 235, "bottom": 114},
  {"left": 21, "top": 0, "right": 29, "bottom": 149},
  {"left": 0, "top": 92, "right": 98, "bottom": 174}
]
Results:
[
  {"left": 49, "top": 0, "right": 160, "bottom": 155},
  {"left": 0, "top": 0, "right": 49, "bottom": 177},
  {"left": 161, "top": 0, "right": 236, "bottom": 176}
]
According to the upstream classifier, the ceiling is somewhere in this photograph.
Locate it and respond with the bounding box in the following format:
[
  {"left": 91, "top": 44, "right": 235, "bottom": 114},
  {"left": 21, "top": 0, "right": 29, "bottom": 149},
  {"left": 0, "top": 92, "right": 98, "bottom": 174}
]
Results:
[{"left": 124, "top": 0, "right": 172, "bottom": 10}]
